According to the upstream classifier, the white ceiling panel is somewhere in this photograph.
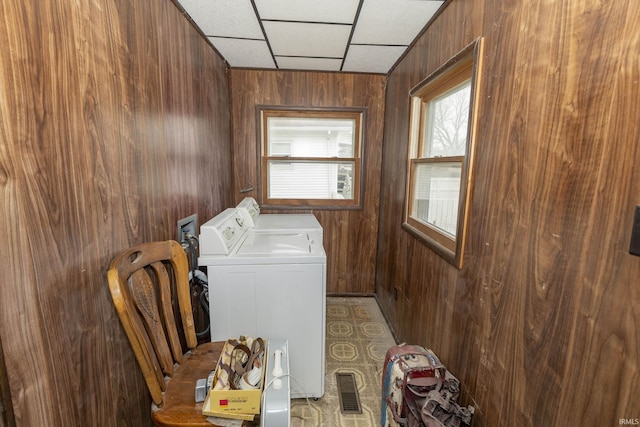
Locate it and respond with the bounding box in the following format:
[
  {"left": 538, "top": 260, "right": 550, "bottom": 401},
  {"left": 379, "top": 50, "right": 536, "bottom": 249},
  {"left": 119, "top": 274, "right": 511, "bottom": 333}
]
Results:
[
  {"left": 263, "top": 21, "right": 351, "bottom": 58},
  {"left": 177, "top": 0, "right": 447, "bottom": 74},
  {"left": 342, "top": 45, "right": 407, "bottom": 73},
  {"left": 254, "top": 0, "right": 360, "bottom": 24},
  {"left": 275, "top": 57, "right": 343, "bottom": 71},
  {"left": 177, "top": 0, "right": 263, "bottom": 39},
  {"left": 208, "top": 38, "right": 275, "bottom": 68},
  {"left": 351, "top": 0, "right": 444, "bottom": 45}
]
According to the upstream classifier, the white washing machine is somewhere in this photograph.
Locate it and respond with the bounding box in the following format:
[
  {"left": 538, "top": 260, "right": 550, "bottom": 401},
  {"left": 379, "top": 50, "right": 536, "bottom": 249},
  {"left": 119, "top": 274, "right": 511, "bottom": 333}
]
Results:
[
  {"left": 235, "top": 197, "right": 323, "bottom": 237},
  {"left": 198, "top": 208, "right": 326, "bottom": 399}
]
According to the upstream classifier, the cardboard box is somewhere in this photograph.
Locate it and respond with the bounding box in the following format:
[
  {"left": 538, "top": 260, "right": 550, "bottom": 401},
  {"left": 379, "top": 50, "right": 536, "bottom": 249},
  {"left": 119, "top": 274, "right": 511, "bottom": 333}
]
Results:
[
  {"left": 201, "top": 409, "right": 256, "bottom": 422},
  {"left": 202, "top": 339, "right": 266, "bottom": 417}
]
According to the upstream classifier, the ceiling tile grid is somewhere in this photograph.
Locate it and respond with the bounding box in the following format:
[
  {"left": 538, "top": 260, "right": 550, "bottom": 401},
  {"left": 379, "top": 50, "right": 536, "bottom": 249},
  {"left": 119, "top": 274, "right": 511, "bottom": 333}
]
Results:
[
  {"left": 276, "top": 57, "right": 343, "bottom": 71},
  {"left": 342, "top": 45, "right": 408, "bottom": 74},
  {"left": 263, "top": 21, "right": 352, "bottom": 58},
  {"left": 175, "top": 0, "right": 445, "bottom": 74},
  {"left": 208, "top": 38, "right": 276, "bottom": 69},
  {"left": 351, "top": 0, "right": 444, "bottom": 45},
  {"left": 254, "top": 0, "right": 360, "bottom": 23},
  {"left": 177, "top": 0, "right": 263, "bottom": 39}
]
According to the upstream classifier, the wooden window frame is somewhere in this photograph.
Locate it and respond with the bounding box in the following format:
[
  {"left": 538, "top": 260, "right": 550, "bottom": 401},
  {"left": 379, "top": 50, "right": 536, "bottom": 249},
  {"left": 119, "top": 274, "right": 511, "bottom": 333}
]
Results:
[
  {"left": 259, "top": 107, "right": 364, "bottom": 209},
  {"left": 403, "top": 38, "right": 484, "bottom": 268}
]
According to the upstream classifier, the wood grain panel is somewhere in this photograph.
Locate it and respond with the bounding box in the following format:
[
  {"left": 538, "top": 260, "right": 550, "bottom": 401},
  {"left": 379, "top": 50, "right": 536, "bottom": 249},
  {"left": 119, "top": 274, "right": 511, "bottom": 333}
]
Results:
[
  {"left": 0, "top": 335, "right": 13, "bottom": 427},
  {"left": 0, "top": 0, "right": 231, "bottom": 425},
  {"left": 229, "top": 70, "right": 386, "bottom": 294},
  {"left": 377, "top": 0, "right": 640, "bottom": 426}
]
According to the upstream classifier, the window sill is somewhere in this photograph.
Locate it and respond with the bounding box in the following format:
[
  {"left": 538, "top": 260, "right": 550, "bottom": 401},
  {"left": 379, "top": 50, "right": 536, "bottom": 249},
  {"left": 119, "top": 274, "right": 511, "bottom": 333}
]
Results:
[{"left": 401, "top": 222, "right": 462, "bottom": 268}]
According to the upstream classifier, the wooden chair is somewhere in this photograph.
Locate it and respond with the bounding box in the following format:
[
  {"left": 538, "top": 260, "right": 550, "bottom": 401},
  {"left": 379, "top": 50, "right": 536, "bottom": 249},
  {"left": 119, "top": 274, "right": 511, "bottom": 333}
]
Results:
[{"left": 107, "top": 240, "right": 230, "bottom": 426}]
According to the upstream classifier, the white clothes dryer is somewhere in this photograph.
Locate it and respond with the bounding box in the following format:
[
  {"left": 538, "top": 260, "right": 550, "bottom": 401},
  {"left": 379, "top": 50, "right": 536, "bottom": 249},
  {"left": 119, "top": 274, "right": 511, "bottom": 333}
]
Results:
[
  {"left": 235, "top": 197, "right": 323, "bottom": 237},
  {"left": 198, "top": 208, "right": 326, "bottom": 399}
]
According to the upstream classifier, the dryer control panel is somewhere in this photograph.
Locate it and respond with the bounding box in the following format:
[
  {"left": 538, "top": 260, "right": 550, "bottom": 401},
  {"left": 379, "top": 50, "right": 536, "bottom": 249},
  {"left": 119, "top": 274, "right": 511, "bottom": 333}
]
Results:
[
  {"left": 236, "top": 196, "right": 260, "bottom": 227},
  {"left": 199, "top": 208, "right": 249, "bottom": 255}
]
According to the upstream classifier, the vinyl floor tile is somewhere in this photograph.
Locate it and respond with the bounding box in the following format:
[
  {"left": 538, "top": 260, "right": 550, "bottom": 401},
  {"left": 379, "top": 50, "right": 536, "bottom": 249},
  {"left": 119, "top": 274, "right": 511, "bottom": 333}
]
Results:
[{"left": 290, "top": 297, "right": 396, "bottom": 427}]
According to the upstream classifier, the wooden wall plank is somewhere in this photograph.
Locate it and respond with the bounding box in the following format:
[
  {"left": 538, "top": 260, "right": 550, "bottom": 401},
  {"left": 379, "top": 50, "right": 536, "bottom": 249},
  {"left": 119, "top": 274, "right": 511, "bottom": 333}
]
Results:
[
  {"left": 0, "top": 0, "right": 231, "bottom": 425},
  {"left": 377, "top": 0, "right": 640, "bottom": 426},
  {"left": 229, "top": 69, "right": 386, "bottom": 294}
]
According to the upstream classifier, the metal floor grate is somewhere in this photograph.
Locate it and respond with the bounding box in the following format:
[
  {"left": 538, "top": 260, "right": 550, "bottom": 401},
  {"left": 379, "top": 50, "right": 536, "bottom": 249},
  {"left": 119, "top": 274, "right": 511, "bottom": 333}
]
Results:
[{"left": 336, "top": 372, "right": 362, "bottom": 414}]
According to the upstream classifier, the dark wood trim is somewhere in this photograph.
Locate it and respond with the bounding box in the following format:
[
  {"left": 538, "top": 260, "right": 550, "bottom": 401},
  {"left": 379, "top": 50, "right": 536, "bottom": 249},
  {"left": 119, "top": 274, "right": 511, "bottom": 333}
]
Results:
[{"left": 327, "top": 292, "right": 376, "bottom": 298}]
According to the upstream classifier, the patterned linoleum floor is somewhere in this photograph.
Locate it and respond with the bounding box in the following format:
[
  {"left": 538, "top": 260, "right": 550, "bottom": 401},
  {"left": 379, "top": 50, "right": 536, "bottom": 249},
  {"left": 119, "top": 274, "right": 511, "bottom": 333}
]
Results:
[{"left": 290, "top": 296, "right": 397, "bottom": 427}]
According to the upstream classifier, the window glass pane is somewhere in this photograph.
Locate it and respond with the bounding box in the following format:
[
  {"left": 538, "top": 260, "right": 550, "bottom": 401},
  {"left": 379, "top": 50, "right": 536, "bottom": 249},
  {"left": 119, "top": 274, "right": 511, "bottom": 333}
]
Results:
[
  {"left": 422, "top": 80, "right": 471, "bottom": 158},
  {"left": 411, "top": 162, "right": 462, "bottom": 237},
  {"left": 268, "top": 161, "right": 355, "bottom": 199},
  {"left": 267, "top": 117, "right": 355, "bottom": 157},
  {"left": 270, "top": 142, "right": 291, "bottom": 156}
]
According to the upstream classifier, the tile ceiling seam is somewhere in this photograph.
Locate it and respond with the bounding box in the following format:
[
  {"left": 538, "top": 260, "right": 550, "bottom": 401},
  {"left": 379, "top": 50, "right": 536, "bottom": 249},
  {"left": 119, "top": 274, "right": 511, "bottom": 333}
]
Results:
[
  {"left": 340, "top": 0, "right": 365, "bottom": 72},
  {"left": 249, "top": 0, "right": 278, "bottom": 69},
  {"left": 350, "top": 43, "right": 408, "bottom": 47},
  {"left": 206, "top": 36, "right": 265, "bottom": 41},
  {"left": 261, "top": 19, "right": 352, "bottom": 26},
  {"left": 275, "top": 55, "right": 343, "bottom": 59}
]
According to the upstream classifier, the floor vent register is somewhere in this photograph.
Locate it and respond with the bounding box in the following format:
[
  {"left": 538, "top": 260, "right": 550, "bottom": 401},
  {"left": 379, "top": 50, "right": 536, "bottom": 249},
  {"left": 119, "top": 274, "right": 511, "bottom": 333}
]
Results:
[{"left": 336, "top": 372, "right": 362, "bottom": 414}]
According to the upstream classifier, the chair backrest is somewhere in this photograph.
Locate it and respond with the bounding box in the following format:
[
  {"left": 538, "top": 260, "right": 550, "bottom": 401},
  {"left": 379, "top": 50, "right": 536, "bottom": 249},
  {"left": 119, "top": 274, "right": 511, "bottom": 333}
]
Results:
[{"left": 107, "top": 240, "right": 198, "bottom": 405}]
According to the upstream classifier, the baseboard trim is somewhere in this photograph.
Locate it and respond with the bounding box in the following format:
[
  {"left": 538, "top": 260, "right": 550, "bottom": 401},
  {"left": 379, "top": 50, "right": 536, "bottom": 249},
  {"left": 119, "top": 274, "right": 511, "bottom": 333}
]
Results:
[{"left": 326, "top": 292, "right": 376, "bottom": 298}]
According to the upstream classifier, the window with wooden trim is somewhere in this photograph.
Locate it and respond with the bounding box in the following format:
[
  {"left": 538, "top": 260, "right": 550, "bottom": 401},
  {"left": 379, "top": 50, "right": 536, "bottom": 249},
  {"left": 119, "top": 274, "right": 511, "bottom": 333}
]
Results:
[
  {"left": 260, "top": 108, "right": 363, "bottom": 208},
  {"left": 404, "top": 38, "right": 484, "bottom": 268}
]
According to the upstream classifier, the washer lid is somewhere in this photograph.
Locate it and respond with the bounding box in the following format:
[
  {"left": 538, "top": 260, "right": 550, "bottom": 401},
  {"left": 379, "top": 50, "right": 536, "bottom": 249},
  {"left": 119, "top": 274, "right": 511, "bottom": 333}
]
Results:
[
  {"left": 253, "top": 214, "right": 322, "bottom": 233},
  {"left": 236, "top": 232, "right": 322, "bottom": 256}
]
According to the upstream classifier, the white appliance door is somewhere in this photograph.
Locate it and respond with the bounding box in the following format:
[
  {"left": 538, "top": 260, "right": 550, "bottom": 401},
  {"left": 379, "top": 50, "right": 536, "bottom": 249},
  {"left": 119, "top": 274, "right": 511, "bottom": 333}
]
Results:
[{"left": 207, "top": 263, "right": 325, "bottom": 398}]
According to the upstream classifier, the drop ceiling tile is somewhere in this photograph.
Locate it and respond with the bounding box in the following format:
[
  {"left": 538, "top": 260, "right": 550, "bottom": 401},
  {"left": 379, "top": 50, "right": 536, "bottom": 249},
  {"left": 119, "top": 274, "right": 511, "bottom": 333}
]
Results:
[
  {"left": 263, "top": 21, "right": 351, "bottom": 58},
  {"left": 352, "top": 0, "right": 444, "bottom": 45},
  {"left": 254, "top": 0, "right": 360, "bottom": 24},
  {"left": 342, "top": 45, "right": 407, "bottom": 74},
  {"left": 177, "top": 0, "right": 263, "bottom": 39},
  {"left": 275, "top": 57, "right": 343, "bottom": 71},
  {"left": 208, "top": 38, "right": 275, "bottom": 68}
]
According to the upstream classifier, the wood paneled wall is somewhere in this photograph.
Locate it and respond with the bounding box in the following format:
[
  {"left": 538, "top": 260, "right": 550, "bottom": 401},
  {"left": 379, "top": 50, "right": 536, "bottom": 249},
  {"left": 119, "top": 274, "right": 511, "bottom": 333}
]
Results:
[
  {"left": 229, "top": 70, "right": 386, "bottom": 294},
  {"left": 377, "top": 1, "right": 640, "bottom": 426},
  {"left": 0, "top": 0, "right": 231, "bottom": 425}
]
